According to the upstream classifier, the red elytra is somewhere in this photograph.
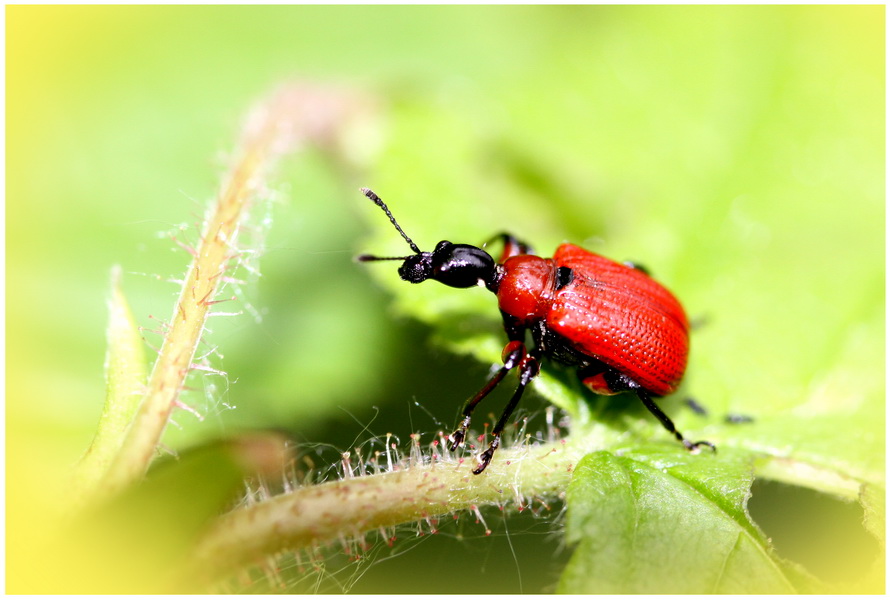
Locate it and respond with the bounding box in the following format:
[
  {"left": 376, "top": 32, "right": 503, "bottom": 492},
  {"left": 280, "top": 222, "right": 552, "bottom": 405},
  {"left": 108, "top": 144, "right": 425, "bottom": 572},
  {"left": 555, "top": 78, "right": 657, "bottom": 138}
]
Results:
[
  {"left": 358, "top": 188, "right": 713, "bottom": 474},
  {"left": 498, "top": 244, "right": 689, "bottom": 397}
]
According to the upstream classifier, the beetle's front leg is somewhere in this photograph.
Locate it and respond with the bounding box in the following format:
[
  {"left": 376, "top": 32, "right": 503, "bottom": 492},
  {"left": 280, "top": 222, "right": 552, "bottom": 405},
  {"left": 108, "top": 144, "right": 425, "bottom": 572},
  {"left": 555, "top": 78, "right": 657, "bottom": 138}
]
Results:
[
  {"left": 448, "top": 340, "right": 527, "bottom": 452},
  {"left": 472, "top": 350, "right": 541, "bottom": 474}
]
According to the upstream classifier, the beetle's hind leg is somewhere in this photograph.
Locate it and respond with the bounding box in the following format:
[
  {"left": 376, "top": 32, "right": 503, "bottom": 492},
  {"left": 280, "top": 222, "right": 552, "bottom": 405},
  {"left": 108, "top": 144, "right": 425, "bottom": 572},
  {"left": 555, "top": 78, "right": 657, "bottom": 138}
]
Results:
[
  {"left": 604, "top": 370, "right": 715, "bottom": 452},
  {"left": 622, "top": 260, "right": 651, "bottom": 276},
  {"left": 635, "top": 388, "right": 716, "bottom": 453}
]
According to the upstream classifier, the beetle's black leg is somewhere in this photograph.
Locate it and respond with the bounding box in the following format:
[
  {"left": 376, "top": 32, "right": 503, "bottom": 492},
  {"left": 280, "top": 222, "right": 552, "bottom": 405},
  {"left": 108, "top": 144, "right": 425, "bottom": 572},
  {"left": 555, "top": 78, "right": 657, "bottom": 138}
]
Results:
[
  {"left": 448, "top": 367, "right": 508, "bottom": 451},
  {"left": 601, "top": 370, "right": 715, "bottom": 452},
  {"left": 483, "top": 232, "right": 534, "bottom": 262},
  {"left": 684, "top": 396, "right": 709, "bottom": 416},
  {"left": 473, "top": 353, "right": 540, "bottom": 474},
  {"left": 448, "top": 341, "right": 526, "bottom": 451},
  {"left": 635, "top": 387, "right": 715, "bottom": 452},
  {"left": 622, "top": 260, "right": 650, "bottom": 276}
]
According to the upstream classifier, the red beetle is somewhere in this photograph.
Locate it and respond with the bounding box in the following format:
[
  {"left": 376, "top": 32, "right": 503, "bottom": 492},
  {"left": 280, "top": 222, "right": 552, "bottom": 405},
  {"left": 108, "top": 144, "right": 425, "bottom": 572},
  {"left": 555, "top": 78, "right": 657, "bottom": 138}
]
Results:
[{"left": 359, "top": 188, "right": 714, "bottom": 474}]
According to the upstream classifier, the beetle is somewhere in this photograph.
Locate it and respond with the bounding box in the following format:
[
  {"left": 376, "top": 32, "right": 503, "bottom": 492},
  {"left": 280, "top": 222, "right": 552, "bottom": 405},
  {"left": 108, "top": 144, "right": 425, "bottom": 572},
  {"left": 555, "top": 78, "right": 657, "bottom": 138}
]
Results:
[{"left": 358, "top": 188, "right": 714, "bottom": 474}]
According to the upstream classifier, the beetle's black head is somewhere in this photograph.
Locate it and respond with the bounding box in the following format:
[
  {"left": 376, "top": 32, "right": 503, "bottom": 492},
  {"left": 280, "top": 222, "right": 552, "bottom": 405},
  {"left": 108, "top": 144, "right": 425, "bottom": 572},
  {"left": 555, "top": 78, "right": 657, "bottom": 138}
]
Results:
[
  {"left": 357, "top": 188, "right": 499, "bottom": 291},
  {"left": 398, "top": 241, "right": 496, "bottom": 289}
]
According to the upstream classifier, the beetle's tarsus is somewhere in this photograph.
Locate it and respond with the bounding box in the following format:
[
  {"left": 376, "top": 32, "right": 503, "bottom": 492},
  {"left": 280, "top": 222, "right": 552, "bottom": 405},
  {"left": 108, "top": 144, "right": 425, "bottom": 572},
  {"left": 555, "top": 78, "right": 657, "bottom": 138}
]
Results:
[
  {"left": 473, "top": 444, "right": 498, "bottom": 474},
  {"left": 683, "top": 439, "right": 717, "bottom": 453},
  {"left": 448, "top": 428, "right": 466, "bottom": 452}
]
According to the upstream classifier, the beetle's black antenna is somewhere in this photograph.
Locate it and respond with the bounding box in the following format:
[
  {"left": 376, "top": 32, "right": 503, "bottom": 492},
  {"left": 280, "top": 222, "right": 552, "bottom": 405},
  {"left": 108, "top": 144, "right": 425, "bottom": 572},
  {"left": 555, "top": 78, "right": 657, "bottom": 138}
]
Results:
[
  {"left": 360, "top": 188, "right": 422, "bottom": 256},
  {"left": 357, "top": 254, "right": 413, "bottom": 262}
]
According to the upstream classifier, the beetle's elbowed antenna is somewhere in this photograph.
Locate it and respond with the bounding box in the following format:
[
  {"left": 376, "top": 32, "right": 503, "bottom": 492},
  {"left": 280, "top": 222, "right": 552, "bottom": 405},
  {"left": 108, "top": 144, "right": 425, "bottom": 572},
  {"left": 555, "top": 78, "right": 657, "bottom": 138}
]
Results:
[{"left": 357, "top": 188, "right": 423, "bottom": 262}]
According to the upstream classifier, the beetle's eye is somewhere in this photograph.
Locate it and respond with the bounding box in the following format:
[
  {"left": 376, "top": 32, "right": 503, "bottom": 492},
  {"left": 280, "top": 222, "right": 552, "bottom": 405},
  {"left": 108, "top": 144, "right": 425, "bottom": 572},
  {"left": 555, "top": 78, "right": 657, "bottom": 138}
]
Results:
[{"left": 399, "top": 254, "right": 433, "bottom": 283}]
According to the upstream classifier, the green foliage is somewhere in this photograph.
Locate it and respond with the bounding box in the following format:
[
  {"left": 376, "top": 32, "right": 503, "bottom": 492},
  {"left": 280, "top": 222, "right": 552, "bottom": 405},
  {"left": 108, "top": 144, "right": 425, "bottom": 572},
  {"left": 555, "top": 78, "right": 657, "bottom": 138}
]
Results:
[{"left": 559, "top": 449, "right": 797, "bottom": 593}]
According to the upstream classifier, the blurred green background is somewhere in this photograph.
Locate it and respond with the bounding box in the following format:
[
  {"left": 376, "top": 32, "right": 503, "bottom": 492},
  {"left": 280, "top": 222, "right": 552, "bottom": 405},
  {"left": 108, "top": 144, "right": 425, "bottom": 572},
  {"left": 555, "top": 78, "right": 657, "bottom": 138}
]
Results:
[{"left": 7, "top": 5, "right": 883, "bottom": 593}]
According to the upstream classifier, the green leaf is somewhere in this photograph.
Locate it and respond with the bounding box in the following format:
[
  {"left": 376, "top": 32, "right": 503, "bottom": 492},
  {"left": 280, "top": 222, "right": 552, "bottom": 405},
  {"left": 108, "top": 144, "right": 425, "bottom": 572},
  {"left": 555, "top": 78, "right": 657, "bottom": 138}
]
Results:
[
  {"left": 558, "top": 449, "right": 798, "bottom": 593},
  {"left": 72, "top": 266, "right": 148, "bottom": 504}
]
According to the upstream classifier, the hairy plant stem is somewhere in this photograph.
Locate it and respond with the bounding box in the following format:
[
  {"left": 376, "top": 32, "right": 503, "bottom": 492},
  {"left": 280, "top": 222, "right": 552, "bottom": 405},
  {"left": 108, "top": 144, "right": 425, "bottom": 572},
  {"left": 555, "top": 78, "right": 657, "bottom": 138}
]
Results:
[
  {"left": 189, "top": 435, "right": 590, "bottom": 584},
  {"left": 185, "top": 417, "right": 875, "bottom": 586},
  {"left": 102, "top": 89, "right": 307, "bottom": 497}
]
